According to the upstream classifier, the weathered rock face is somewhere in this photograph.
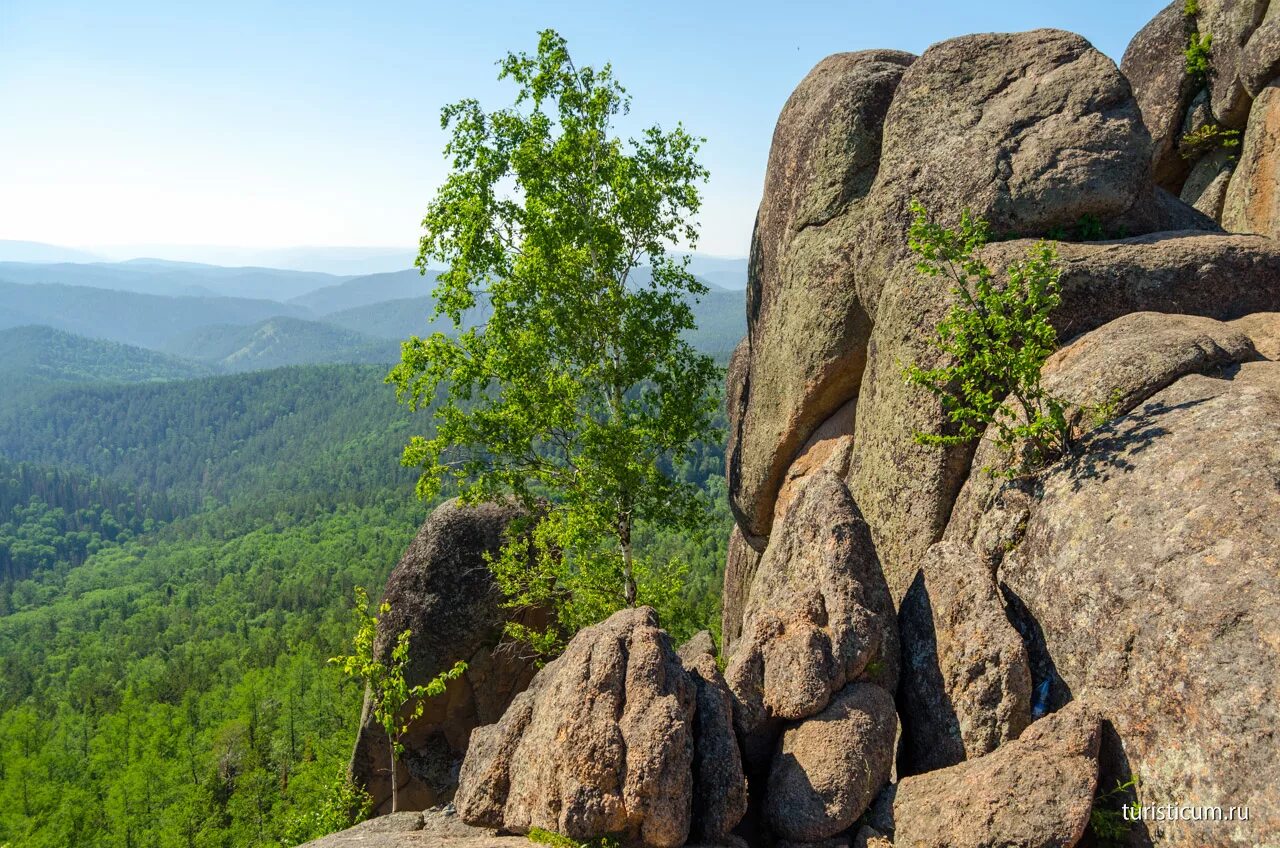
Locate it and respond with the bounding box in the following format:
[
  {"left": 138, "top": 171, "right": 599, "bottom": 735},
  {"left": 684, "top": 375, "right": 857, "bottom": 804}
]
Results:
[
  {"left": 1242, "top": 11, "right": 1280, "bottom": 96},
  {"left": 947, "top": 311, "right": 1260, "bottom": 540},
  {"left": 854, "top": 29, "right": 1152, "bottom": 306},
  {"left": 857, "top": 232, "right": 1280, "bottom": 597},
  {"left": 1232, "top": 310, "right": 1280, "bottom": 357},
  {"left": 682, "top": 642, "right": 750, "bottom": 844},
  {"left": 842, "top": 30, "right": 1171, "bottom": 600},
  {"left": 1223, "top": 79, "right": 1280, "bottom": 238},
  {"left": 936, "top": 310, "right": 1280, "bottom": 845},
  {"left": 726, "top": 471, "right": 898, "bottom": 745},
  {"left": 885, "top": 703, "right": 1102, "bottom": 848},
  {"left": 1122, "top": 1, "right": 1196, "bottom": 191},
  {"left": 988, "top": 365, "right": 1280, "bottom": 846},
  {"left": 1199, "top": 0, "right": 1271, "bottom": 128},
  {"left": 454, "top": 607, "right": 698, "bottom": 848},
  {"left": 1180, "top": 147, "right": 1236, "bottom": 217},
  {"left": 766, "top": 683, "right": 897, "bottom": 843},
  {"left": 721, "top": 525, "right": 762, "bottom": 658},
  {"left": 350, "top": 499, "right": 540, "bottom": 815},
  {"left": 299, "top": 809, "right": 530, "bottom": 848},
  {"left": 897, "top": 542, "right": 1032, "bottom": 777},
  {"left": 730, "top": 50, "right": 913, "bottom": 541},
  {"left": 1123, "top": 0, "right": 1280, "bottom": 233}
]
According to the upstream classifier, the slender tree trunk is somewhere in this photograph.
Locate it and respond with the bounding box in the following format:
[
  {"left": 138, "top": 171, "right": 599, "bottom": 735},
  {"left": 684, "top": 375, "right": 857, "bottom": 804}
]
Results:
[
  {"left": 619, "top": 513, "right": 636, "bottom": 607},
  {"left": 389, "top": 737, "right": 399, "bottom": 813}
]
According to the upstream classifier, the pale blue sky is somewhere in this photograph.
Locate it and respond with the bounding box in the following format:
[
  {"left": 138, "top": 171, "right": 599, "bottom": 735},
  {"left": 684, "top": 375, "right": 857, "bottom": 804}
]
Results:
[{"left": 0, "top": 1, "right": 1166, "bottom": 258}]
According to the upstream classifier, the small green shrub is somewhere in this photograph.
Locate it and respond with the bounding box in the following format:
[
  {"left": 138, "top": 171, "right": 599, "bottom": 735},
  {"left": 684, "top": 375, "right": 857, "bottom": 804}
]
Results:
[
  {"left": 1090, "top": 775, "right": 1142, "bottom": 846},
  {"left": 903, "top": 201, "right": 1074, "bottom": 473},
  {"left": 1186, "top": 31, "right": 1214, "bottom": 81},
  {"left": 1045, "top": 213, "right": 1109, "bottom": 243},
  {"left": 528, "top": 828, "right": 623, "bottom": 848},
  {"left": 280, "top": 771, "right": 373, "bottom": 845},
  {"left": 1180, "top": 123, "right": 1241, "bottom": 159},
  {"left": 1184, "top": 0, "right": 1200, "bottom": 17}
]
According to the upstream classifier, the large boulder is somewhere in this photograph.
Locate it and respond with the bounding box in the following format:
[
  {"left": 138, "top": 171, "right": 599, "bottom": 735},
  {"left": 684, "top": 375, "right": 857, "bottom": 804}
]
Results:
[
  {"left": 947, "top": 311, "right": 1260, "bottom": 540},
  {"left": 843, "top": 29, "right": 1167, "bottom": 599},
  {"left": 726, "top": 471, "right": 898, "bottom": 750},
  {"left": 729, "top": 50, "right": 913, "bottom": 540},
  {"left": 1223, "top": 79, "right": 1280, "bottom": 238},
  {"left": 991, "top": 365, "right": 1280, "bottom": 846},
  {"left": 942, "top": 309, "right": 1280, "bottom": 844},
  {"left": 1122, "top": 1, "right": 1197, "bottom": 191},
  {"left": 853, "top": 29, "right": 1152, "bottom": 308},
  {"left": 766, "top": 683, "right": 897, "bottom": 843},
  {"left": 350, "top": 499, "right": 540, "bottom": 814},
  {"left": 454, "top": 607, "right": 697, "bottom": 848},
  {"left": 897, "top": 541, "right": 1032, "bottom": 777},
  {"left": 858, "top": 232, "right": 1280, "bottom": 597},
  {"left": 884, "top": 702, "right": 1102, "bottom": 848},
  {"left": 1242, "top": 10, "right": 1280, "bottom": 97}
]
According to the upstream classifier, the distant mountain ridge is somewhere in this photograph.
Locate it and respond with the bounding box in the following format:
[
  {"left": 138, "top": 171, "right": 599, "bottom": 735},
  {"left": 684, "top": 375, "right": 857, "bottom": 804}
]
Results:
[{"left": 0, "top": 255, "right": 747, "bottom": 370}]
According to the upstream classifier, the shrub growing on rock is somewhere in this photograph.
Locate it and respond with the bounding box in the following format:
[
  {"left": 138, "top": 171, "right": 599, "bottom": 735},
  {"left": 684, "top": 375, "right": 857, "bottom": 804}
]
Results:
[
  {"left": 330, "top": 587, "right": 467, "bottom": 813},
  {"left": 903, "top": 202, "right": 1074, "bottom": 473}
]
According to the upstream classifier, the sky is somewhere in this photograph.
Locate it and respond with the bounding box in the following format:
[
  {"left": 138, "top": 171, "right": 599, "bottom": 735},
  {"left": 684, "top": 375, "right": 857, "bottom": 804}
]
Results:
[{"left": 0, "top": 0, "right": 1167, "bottom": 260}]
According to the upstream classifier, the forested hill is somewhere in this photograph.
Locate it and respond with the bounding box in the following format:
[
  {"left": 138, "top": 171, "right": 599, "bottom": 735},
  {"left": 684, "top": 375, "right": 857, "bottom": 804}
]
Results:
[
  {"left": 0, "top": 325, "right": 214, "bottom": 390},
  {"left": 0, "top": 356, "right": 731, "bottom": 847},
  {"left": 0, "top": 364, "right": 428, "bottom": 513}
]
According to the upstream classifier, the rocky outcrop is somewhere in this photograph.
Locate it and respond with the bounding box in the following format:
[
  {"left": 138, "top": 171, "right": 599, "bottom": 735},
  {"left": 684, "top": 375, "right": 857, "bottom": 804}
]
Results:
[
  {"left": 725, "top": 470, "right": 898, "bottom": 844},
  {"left": 1223, "top": 78, "right": 1280, "bottom": 237},
  {"left": 897, "top": 542, "right": 1032, "bottom": 777},
  {"left": 729, "top": 50, "right": 912, "bottom": 541},
  {"left": 681, "top": 636, "right": 750, "bottom": 844},
  {"left": 947, "top": 311, "right": 1260, "bottom": 539},
  {"left": 350, "top": 499, "right": 540, "bottom": 814},
  {"left": 1198, "top": 0, "right": 1270, "bottom": 128},
  {"left": 1232, "top": 310, "right": 1280, "bottom": 357},
  {"left": 882, "top": 703, "right": 1102, "bottom": 848},
  {"left": 1123, "top": 0, "right": 1280, "bottom": 236},
  {"left": 1122, "top": 1, "right": 1197, "bottom": 191},
  {"left": 939, "top": 311, "right": 1280, "bottom": 845},
  {"left": 725, "top": 471, "right": 898, "bottom": 745},
  {"left": 766, "top": 683, "right": 896, "bottom": 843},
  {"left": 721, "top": 526, "right": 762, "bottom": 657},
  {"left": 299, "top": 809, "right": 531, "bottom": 848},
  {"left": 454, "top": 607, "right": 699, "bottom": 847},
  {"left": 840, "top": 29, "right": 1185, "bottom": 600}
]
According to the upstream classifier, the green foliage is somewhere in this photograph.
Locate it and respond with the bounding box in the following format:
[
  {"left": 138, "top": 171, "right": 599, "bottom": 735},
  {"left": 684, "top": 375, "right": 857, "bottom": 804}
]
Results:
[
  {"left": 278, "top": 770, "right": 372, "bottom": 845},
  {"left": 528, "top": 827, "right": 623, "bottom": 848},
  {"left": 330, "top": 587, "right": 466, "bottom": 810},
  {"left": 1044, "top": 213, "right": 1110, "bottom": 243},
  {"left": 1184, "top": 0, "right": 1200, "bottom": 16},
  {"left": 1179, "top": 123, "right": 1241, "bottom": 159},
  {"left": 1185, "top": 29, "right": 1214, "bottom": 84},
  {"left": 0, "top": 353, "right": 730, "bottom": 843},
  {"left": 0, "top": 496, "right": 425, "bottom": 847},
  {"left": 903, "top": 201, "right": 1072, "bottom": 473},
  {"left": 0, "top": 364, "right": 427, "bottom": 513},
  {"left": 388, "top": 30, "right": 721, "bottom": 653},
  {"left": 1090, "top": 775, "right": 1143, "bottom": 846},
  {"left": 0, "top": 325, "right": 213, "bottom": 392}
]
